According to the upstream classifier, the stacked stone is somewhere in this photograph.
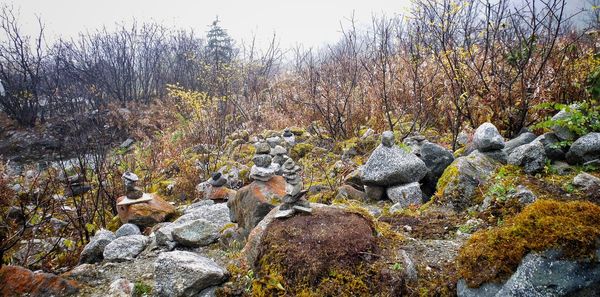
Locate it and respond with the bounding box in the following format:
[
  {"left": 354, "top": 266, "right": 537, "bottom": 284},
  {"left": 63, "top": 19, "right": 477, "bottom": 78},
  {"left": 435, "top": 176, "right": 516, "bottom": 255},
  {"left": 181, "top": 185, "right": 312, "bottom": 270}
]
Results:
[
  {"left": 270, "top": 145, "right": 289, "bottom": 175},
  {"left": 361, "top": 131, "right": 428, "bottom": 209},
  {"left": 208, "top": 172, "right": 227, "bottom": 187},
  {"left": 117, "top": 172, "right": 152, "bottom": 206},
  {"left": 63, "top": 174, "right": 91, "bottom": 197},
  {"left": 250, "top": 141, "right": 278, "bottom": 182},
  {"left": 282, "top": 128, "right": 296, "bottom": 146},
  {"left": 275, "top": 158, "right": 311, "bottom": 218},
  {"left": 472, "top": 122, "right": 507, "bottom": 162}
]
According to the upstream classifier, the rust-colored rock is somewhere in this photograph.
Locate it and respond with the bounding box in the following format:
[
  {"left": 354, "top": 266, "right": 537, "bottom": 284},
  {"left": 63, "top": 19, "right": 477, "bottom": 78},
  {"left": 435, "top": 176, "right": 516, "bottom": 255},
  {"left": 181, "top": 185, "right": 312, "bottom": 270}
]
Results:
[
  {"left": 204, "top": 186, "right": 237, "bottom": 202},
  {"left": 116, "top": 193, "right": 177, "bottom": 228},
  {"left": 0, "top": 265, "right": 79, "bottom": 296},
  {"left": 227, "top": 176, "right": 286, "bottom": 238}
]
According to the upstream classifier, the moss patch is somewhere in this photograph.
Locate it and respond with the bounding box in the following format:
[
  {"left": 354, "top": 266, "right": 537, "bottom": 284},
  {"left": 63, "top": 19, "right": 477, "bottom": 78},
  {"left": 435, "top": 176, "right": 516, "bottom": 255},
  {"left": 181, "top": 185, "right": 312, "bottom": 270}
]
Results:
[
  {"left": 290, "top": 143, "right": 314, "bottom": 160},
  {"left": 458, "top": 199, "right": 600, "bottom": 288}
]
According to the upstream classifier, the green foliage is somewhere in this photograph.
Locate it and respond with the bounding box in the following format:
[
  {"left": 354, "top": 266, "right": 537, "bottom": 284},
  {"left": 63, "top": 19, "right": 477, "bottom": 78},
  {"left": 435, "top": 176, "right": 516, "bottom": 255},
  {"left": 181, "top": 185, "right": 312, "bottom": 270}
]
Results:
[
  {"left": 132, "top": 281, "right": 152, "bottom": 297},
  {"left": 534, "top": 100, "right": 600, "bottom": 147}
]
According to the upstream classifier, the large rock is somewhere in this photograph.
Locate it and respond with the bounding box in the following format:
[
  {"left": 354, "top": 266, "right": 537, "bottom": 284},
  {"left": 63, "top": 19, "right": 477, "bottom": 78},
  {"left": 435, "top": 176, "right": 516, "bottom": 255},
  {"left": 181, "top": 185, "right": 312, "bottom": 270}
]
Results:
[
  {"left": 103, "top": 235, "right": 148, "bottom": 262},
  {"left": 507, "top": 141, "right": 546, "bottom": 174},
  {"left": 409, "top": 141, "right": 455, "bottom": 197},
  {"left": 437, "top": 151, "right": 502, "bottom": 211},
  {"left": 535, "top": 132, "right": 565, "bottom": 161},
  {"left": 78, "top": 229, "right": 115, "bottom": 264},
  {"left": 154, "top": 251, "right": 227, "bottom": 297},
  {"left": 473, "top": 122, "right": 505, "bottom": 152},
  {"left": 203, "top": 186, "right": 236, "bottom": 201},
  {"left": 566, "top": 132, "right": 600, "bottom": 164},
  {"left": 115, "top": 223, "right": 141, "bottom": 238},
  {"left": 503, "top": 132, "right": 537, "bottom": 155},
  {"left": 171, "top": 219, "right": 219, "bottom": 247},
  {"left": 227, "top": 176, "right": 285, "bottom": 238},
  {"left": 116, "top": 193, "right": 177, "bottom": 228},
  {"left": 156, "top": 203, "right": 230, "bottom": 248},
  {"left": 386, "top": 182, "right": 423, "bottom": 208},
  {"left": 242, "top": 204, "right": 376, "bottom": 281},
  {"left": 0, "top": 265, "right": 79, "bottom": 296},
  {"left": 361, "top": 144, "right": 428, "bottom": 186},
  {"left": 457, "top": 249, "right": 600, "bottom": 297}
]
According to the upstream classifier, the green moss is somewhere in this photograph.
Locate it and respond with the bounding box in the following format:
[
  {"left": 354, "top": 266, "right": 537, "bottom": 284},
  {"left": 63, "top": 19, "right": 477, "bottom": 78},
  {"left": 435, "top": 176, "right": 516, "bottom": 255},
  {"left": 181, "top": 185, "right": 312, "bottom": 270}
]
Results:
[
  {"left": 453, "top": 147, "right": 466, "bottom": 158},
  {"left": 458, "top": 199, "right": 600, "bottom": 288},
  {"left": 290, "top": 143, "right": 315, "bottom": 160},
  {"left": 106, "top": 215, "right": 122, "bottom": 232},
  {"left": 132, "top": 281, "right": 152, "bottom": 297},
  {"left": 435, "top": 164, "right": 459, "bottom": 197}
]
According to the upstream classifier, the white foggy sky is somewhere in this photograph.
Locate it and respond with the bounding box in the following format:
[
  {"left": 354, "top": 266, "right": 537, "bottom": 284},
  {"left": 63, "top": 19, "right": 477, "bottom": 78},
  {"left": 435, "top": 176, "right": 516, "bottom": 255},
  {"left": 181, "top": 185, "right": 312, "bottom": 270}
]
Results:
[
  {"left": 4, "top": 0, "right": 592, "bottom": 51},
  {"left": 7, "top": 0, "right": 411, "bottom": 50}
]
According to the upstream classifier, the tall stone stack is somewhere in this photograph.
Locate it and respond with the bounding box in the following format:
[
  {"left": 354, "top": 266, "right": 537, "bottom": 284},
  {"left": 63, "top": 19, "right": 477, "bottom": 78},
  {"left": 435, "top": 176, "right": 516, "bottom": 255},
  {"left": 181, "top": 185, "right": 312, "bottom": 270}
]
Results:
[
  {"left": 472, "top": 122, "right": 507, "bottom": 162},
  {"left": 275, "top": 158, "right": 311, "bottom": 218},
  {"left": 361, "top": 131, "right": 428, "bottom": 209},
  {"left": 270, "top": 145, "right": 289, "bottom": 175},
  {"left": 250, "top": 141, "right": 279, "bottom": 182}
]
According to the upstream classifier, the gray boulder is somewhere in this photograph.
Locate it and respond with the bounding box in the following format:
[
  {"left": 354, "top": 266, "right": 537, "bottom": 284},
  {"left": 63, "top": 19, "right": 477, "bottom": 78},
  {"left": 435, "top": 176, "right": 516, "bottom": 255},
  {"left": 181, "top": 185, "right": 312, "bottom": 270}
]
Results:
[
  {"left": 115, "top": 223, "right": 141, "bottom": 238},
  {"left": 157, "top": 203, "right": 230, "bottom": 247},
  {"left": 551, "top": 109, "right": 576, "bottom": 141},
  {"left": 473, "top": 123, "right": 505, "bottom": 152},
  {"left": 508, "top": 141, "right": 546, "bottom": 174},
  {"left": 503, "top": 132, "right": 537, "bottom": 155},
  {"left": 512, "top": 185, "right": 536, "bottom": 205},
  {"left": 172, "top": 219, "right": 219, "bottom": 247},
  {"left": 361, "top": 144, "right": 428, "bottom": 186},
  {"left": 412, "top": 141, "right": 455, "bottom": 197},
  {"left": 364, "top": 185, "right": 385, "bottom": 200},
  {"left": 79, "top": 229, "right": 115, "bottom": 264},
  {"left": 572, "top": 172, "right": 600, "bottom": 192},
  {"left": 386, "top": 182, "right": 422, "bottom": 208},
  {"left": 154, "top": 251, "right": 227, "bottom": 297},
  {"left": 535, "top": 133, "right": 565, "bottom": 161},
  {"left": 458, "top": 249, "right": 600, "bottom": 297},
  {"left": 103, "top": 235, "right": 148, "bottom": 262},
  {"left": 566, "top": 132, "right": 600, "bottom": 164}
]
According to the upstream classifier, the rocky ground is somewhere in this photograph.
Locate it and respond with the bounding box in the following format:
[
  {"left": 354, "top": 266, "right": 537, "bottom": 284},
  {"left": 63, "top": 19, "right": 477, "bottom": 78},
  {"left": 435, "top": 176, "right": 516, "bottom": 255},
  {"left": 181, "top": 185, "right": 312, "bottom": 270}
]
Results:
[{"left": 1, "top": 106, "right": 600, "bottom": 297}]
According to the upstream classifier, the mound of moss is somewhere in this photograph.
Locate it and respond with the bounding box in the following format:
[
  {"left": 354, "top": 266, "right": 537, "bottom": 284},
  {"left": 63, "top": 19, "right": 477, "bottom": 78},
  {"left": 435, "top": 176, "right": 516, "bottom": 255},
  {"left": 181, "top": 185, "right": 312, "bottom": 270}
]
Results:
[{"left": 457, "top": 199, "right": 600, "bottom": 288}]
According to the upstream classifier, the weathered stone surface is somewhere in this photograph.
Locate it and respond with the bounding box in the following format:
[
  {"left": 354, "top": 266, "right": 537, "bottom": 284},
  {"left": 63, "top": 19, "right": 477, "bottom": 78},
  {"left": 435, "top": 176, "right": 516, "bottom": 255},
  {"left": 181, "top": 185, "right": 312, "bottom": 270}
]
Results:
[
  {"left": 203, "top": 185, "right": 236, "bottom": 201},
  {"left": 343, "top": 167, "right": 363, "bottom": 189},
  {"left": 156, "top": 203, "right": 230, "bottom": 248},
  {"left": 361, "top": 144, "right": 428, "bottom": 186},
  {"left": 242, "top": 204, "right": 375, "bottom": 274},
  {"left": 227, "top": 176, "right": 285, "bottom": 238},
  {"left": 336, "top": 184, "right": 367, "bottom": 201},
  {"left": 364, "top": 185, "right": 385, "bottom": 200},
  {"left": 103, "top": 235, "right": 148, "bottom": 262},
  {"left": 473, "top": 122, "right": 505, "bottom": 152},
  {"left": 108, "top": 278, "right": 133, "bottom": 297},
  {"left": 116, "top": 193, "right": 177, "bottom": 228},
  {"left": 410, "top": 141, "right": 455, "bottom": 197},
  {"left": 0, "top": 265, "right": 79, "bottom": 296},
  {"left": 437, "top": 151, "right": 502, "bottom": 211},
  {"left": 508, "top": 140, "right": 546, "bottom": 174},
  {"left": 535, "top": 132, "right": 565, "bottom": 161},
  {"left": 503, "top": 132, "right": 537, "bottom": 155},
  {"left": 512, "top": 185, "right": 536, "bottom": 205},
  {"left": 572, "top": 172, "right": 600, "bottom": 200},
  {"left": 154, "top": 251, "right": 227, "bottom": 297},
  {"left": 79, "top": 229, "right": 116, "bottom": 264},
  {"left": 386, "top": 182, "right": 422, "bottom": 208},
  {"left": 458, "top": 249, "right": 600, "bottom": 297},
  {"left": 566, "top": 132, "right": 600, "bottom": 164},
  {"left": 115, "top": 223, "right": 141, "bottom": 238},
  {"left": 171, "top": 219, "right": 219, "bottom": 247}
]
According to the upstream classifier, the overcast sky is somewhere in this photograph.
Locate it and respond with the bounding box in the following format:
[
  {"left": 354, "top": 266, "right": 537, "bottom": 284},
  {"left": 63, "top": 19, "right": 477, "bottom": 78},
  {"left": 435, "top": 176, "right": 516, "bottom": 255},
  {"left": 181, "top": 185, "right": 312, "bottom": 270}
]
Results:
[{"left": 4, "top": 0, "right": 592, "bottom": 51}]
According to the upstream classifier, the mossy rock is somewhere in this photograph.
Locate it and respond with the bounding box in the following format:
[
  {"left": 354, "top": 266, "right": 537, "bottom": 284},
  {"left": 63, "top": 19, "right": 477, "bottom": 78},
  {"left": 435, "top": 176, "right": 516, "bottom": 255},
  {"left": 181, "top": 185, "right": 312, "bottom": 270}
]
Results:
[
  {"left": 457, "top": 199, "right": 600, "bottom": 288},
  {"left": 243, "top": 204, "right": 404, "bottom": 296},
  {"left": 290, "top": 143, "right": 314, "bottom": 160},
  {"left": 435, "top": 151, "right": 502, "bottom": 211}
]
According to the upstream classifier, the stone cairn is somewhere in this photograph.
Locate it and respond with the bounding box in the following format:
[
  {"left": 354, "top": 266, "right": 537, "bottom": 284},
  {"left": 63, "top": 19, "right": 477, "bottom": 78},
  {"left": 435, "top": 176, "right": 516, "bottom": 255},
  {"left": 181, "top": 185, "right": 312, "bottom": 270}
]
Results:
[
  {"left": 282, "top": 128, "right": 296, "bottom": 147},
  {"left": 275, "top": 158, "right": 311, "bottom": 218},
  {"left": 209, "top": 172, "right": 227, "bottom": 187},
  {"left": 250, "top": 141, "right": 278, "bottom": 182},
  {"left": 117, "top": 172, "right": 152, "bottom": 206},
  {"left": 270, "top": 145, "right": 289, "bottom": 175}
]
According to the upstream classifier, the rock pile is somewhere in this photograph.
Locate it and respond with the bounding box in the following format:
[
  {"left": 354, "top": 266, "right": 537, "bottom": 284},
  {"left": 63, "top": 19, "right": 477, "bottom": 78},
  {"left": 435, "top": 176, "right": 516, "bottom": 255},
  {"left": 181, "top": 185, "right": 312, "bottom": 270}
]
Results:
[
  {"left": 250, "top": 141, "right": 278, "bottom": 182},
  {"left": 282, "top": 128, "right": 296, "bottom": 146},
  {"left": 361, "top": 131, "right": 428, "bottom": 209},
  {"left": 198, "top": 172, "right": 236, "bottom": 201},
  {"left": 274, "top": 159, "right": 311, "bottom": 218},
  {"left": 403, "top": 134, "right": 454, "bottom": 198}
]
